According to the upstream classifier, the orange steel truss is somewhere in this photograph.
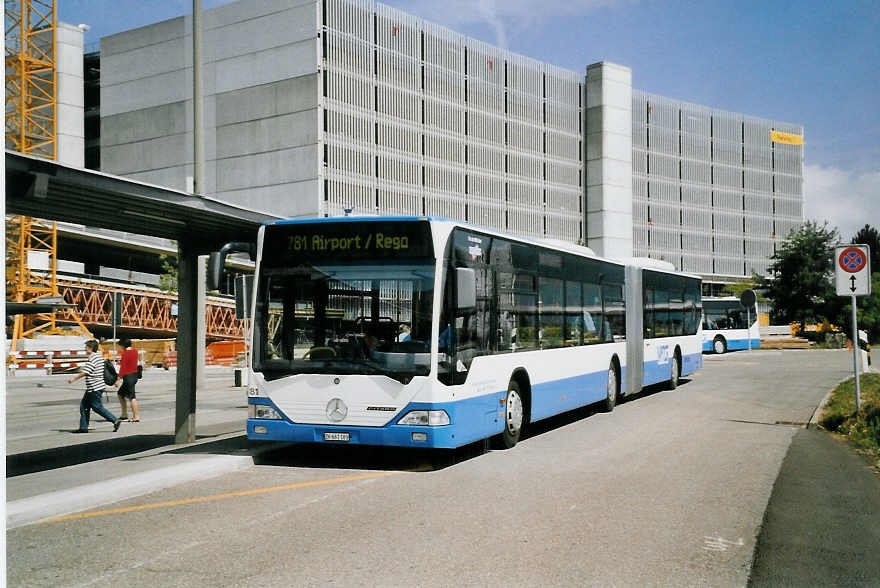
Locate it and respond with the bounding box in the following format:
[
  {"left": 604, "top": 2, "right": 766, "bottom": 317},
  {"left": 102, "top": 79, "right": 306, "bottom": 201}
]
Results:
[
  {"left": 5, "top": 0, "right": 57, "bottom": 159},
  {"left": 56, "top": 279, "right": 244, "bottom": 340}
]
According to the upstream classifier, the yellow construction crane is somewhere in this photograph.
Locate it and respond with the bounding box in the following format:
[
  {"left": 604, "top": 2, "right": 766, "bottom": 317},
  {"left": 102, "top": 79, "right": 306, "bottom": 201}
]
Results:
[
  {"left": 6, "top": 0, "right": 93, "bottom": 367},
  {"left": 5, "top": 0, "right": 57, "bottom": 159}
]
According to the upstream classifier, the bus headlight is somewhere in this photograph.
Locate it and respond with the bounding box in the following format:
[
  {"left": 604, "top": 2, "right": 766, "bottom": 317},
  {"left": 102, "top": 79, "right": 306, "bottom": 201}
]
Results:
[
  {"left": 249, "top": 404, "right": 282, "bottom": 420},
  {"left": 397, "top": 410, "right": 450, "bottom": 426}
]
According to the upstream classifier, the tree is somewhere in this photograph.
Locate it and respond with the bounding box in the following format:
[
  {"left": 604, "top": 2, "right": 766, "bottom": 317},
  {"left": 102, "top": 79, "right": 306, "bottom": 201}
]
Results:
[
  {"left": 158, "top": 253, "right": 178, "bottom": 293},
  {"left": 858, "top": 273, "right": 880, "bottom": 341},
  {"left": 761, "top": 220, "right": 843, "bottom": 330},
  {"left": 851, "top": 224, "right": 880, "bottom": 271},
  {"left": 720, "top": 273, "right": 767, "bottom": 301}
]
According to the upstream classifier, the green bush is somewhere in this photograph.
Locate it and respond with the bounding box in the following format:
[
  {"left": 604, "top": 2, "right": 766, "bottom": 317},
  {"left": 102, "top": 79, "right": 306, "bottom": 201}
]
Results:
[
  {"left": 820, "top": 374, "right": 880, "bottom": 456},
  {"left": 820, "top": 412, "right": 847, "bottom": 432}
]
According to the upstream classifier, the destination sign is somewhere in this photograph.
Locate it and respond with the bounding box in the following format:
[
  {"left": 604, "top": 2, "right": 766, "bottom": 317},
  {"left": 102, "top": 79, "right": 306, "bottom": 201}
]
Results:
[{"left": 262, "top": 220, "right": 433, "bottom": 265}]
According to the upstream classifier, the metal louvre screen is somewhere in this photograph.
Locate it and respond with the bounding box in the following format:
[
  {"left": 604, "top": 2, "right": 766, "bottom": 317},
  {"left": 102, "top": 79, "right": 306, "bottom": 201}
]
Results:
[
  {"left": 633, "top": 90, "right": 803, "bottom": 279},
  {"left": 320, "top": 0, "right": 582, "bottom": 243}
]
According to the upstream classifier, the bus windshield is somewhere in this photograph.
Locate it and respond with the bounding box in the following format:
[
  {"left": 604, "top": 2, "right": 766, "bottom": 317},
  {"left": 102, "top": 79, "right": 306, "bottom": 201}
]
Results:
[{"left": 253, "top": 263, "right": 435, "bottom": 383}]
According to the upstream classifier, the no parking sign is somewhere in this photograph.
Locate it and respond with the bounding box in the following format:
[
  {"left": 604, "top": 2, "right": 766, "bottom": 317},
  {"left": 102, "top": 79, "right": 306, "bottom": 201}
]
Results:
[
  {"left": 835, "top": 245, "right": 871, "bottom": 297},
  {"left": 835, "top": 244, "right": 871, "bottom": 412}
]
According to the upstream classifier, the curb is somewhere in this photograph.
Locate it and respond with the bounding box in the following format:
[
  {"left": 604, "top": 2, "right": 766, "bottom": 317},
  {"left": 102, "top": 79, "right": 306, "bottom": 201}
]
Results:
[
  {"left": 807, "top": 388, "right": 834, "bottom": 430},
  {"left": 6, "top": 453, "right": 257, "bottom": 529}
]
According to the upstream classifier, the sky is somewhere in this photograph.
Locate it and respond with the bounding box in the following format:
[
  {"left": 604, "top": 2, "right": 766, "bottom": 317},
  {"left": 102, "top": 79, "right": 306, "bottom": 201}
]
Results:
[{"left": 61, "top": 0, "right": 879, "bottom": 242}]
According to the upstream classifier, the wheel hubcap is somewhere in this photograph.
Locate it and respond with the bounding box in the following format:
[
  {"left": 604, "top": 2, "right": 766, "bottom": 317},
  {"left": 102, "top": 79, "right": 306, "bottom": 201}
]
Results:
[
  {"left": 506, "top": 389, "right": 523, "bottom": 436},
  {"left": 715, "top": 340, "right": 723, "bottom": 353},
  {"left": 607, "top": 369, "right": 617, "bottom": 402}
]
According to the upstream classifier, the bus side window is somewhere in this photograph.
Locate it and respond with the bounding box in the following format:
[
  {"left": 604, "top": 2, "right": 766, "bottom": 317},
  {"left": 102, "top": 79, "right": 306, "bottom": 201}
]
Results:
[
  {"left": 564, "top": 280, "right": 582, "bottom": 346},
  {"left": 602, "top": 283, "right": 626, "bottom": 341},
  {"left": 583, "top": 282, "right": 601, "bottom": 344}
]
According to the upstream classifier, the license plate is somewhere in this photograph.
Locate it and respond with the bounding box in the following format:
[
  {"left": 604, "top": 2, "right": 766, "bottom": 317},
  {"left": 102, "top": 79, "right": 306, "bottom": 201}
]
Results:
[{"left": 324, "top": 432, "right": 350, "bottom": 442}]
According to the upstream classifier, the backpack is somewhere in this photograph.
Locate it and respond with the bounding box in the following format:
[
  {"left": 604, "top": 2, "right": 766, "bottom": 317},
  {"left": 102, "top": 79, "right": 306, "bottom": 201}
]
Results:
[{"left": 103, "top": 359, "right": 117, "bottom": 385}]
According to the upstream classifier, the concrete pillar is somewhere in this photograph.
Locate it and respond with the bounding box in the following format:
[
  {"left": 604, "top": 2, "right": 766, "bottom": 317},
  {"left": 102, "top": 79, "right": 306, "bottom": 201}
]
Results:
[
  {"left": 175, "top": 240, "right": 198, "bottom": 443},
  {"left": 585, "top": 62, "right": 633, "bottom": 259},
  {"left": 197, "top": 254, "right": 207, "bottom": 389},
  {"left": 56, "top": 22, "right": 85, "bottom": 167}
]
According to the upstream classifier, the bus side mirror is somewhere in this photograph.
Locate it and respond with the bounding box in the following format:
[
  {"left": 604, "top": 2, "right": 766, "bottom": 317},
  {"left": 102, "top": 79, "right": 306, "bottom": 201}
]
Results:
[
  {"left": 456, "top": 268, "right": 476, "bottom": 311},
  {"left": 207, "top": 242, "right": 256, "bottom": 291},
  {"left": 207, "top": 252, "right": 224, "bottom": 291},
  {"left": 234, "top": 275, "right": 254, "bottom": 319}
]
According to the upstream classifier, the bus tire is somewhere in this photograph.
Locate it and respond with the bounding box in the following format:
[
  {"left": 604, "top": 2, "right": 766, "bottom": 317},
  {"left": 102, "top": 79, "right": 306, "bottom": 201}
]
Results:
[
  {"left": 713, "top": 336, "right": 727, "bottom": 355},
  {"left": 604, "top": 362, "right": 618, "bottom": 412},
  {"left": 494, "top": 380, "right": 524, "bottom": 449},
  {"left": 668, "top": 352, "right": 680, "bottom": 390}
]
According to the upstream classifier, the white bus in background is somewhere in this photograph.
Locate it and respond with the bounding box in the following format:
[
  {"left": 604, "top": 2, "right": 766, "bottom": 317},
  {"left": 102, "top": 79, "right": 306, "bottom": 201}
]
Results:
[
  {"left": 209, "top": 217, "right": 702, "bottom": 450},
  {"left": 702, "top": 296, "right": 760, "bottom": 354}
]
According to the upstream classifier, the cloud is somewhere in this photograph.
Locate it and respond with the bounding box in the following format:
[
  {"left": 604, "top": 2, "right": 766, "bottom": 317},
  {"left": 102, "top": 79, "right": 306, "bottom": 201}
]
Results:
[
  {"left": 803, "top": 164, "right": 880, "bottom": 241},
  {"left": 388, "top": 0, "right": 624, "bottom": 48}
]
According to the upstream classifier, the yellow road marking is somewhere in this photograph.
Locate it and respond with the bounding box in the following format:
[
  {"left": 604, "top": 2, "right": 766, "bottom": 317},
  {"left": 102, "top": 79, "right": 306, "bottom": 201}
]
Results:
[{"left": 40, "top": 471, "right": 399, "bottom": 524}]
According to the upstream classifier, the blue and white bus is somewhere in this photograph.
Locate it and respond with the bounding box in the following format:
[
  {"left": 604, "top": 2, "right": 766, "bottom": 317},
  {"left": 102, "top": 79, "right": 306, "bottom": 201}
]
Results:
[
  {"left": 702, "top": 296, "right": 760, "bottom": 354},
  {"left": 210, "top": 217, "right": 702, "bottom": 449}
]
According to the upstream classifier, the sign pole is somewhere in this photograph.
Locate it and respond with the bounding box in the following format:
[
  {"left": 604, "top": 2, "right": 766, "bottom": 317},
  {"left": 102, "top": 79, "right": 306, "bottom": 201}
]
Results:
[
  {"left": 851, "top": 294, "right": 861, "bottom": 412},
  {"left": 747, "top": 306, "right": 751, "bottom": 352},
  {"left": 835, "top": 244, "right": 870, "bottom": 415}
]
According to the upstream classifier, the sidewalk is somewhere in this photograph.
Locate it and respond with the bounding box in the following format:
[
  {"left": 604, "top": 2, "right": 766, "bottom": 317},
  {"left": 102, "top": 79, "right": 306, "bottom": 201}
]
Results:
[
  {"left": 5, "top": 366, "right": 281, "bottom": 529},
  {"left": 749, "top": 428, "right": 880, "bottom": 586},
  {"left": 748, "top": 374, "right": 880, "bottom": 586}
]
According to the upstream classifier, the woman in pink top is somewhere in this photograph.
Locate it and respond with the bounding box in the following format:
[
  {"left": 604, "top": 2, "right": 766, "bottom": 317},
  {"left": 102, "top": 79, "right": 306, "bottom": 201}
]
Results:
[{"left": 116, "top": 338, "right": 140, "bottom": 422}]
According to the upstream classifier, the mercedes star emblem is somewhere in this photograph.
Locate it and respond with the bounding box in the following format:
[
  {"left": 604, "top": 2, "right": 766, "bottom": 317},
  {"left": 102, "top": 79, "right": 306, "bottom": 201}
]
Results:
[{"left": 326, "top": 398, "right": 348, "bottom": 422}]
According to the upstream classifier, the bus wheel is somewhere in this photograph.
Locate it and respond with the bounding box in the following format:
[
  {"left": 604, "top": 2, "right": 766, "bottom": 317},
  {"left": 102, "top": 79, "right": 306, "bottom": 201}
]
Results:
[
  {"left": 495, "top": 380, "right": 524, "bottom": 449},
  {"left": 604, "top": 363, "right": 618, "bottom": 412},
  {"left": 668, "top": 354, "right": 680, "bottom": 390},
  {"left": 713, "top": 336, "right": 727, "bottom": 355}
]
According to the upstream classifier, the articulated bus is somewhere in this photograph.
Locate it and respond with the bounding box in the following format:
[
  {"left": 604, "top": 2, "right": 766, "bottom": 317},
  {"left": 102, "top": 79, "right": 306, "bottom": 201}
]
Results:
[
  {"left": 210, "top": 217, "right": 702, "bottom": 450},
  {"left": 702, "top": 297, "right": 760, "bottom": 354}
]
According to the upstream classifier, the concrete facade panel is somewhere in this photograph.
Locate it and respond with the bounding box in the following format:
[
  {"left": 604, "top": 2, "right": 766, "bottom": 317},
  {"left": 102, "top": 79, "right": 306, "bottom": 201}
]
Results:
[
  {"left": 101, "top": 103, "right": 186, "bottom": 146},
  {"left": 57, "top": 22, "right": 84, "bottom": 46},
  {"left": 102, "top": 69, "right": 188, "bottom": 117},
  {"left": 601, "top": 105, "right": 632, "bottom": 138},
  {"left": 205, "top": 0, "right": 317, "bottom": 30},
  {"left": 126, "top": 167, "right": 189, "bottom": 192},
  {"left": 587, "top": 185, "right": 632, "bottom": 214},
  {"left": 585, "top": 160, "right": 603, "bottom": 187},
  {"left": 215, "top": 75, "right": 318, "bottom": 126},
  {"left": 216, "top": 145, "right": 319, "bottom": 193},
  {"left": 57, "top": 72, "right": 84, "bottom": 108},
  {"left": 216, "top": 180, "right": 321, "bottom": 218},
  {"left": 101, "top": 17, "right": 185, "bottom": 57},
  {"left": 102, "top": 134, "right": 187, "bottom": 175},
  {"left": 101, "top": 38, "right": 186, "bottom": 87},
  {"left": 208, "top": 3, "right": 317, "bottom": 62},
  {"left": 57, "top": 103, "right": 84, "bottom": 137},
  {"left": 57, "top": 134, "right": 85, "bottom": 168},
  {"left": 216, "top": 110, "right": 317, "bottom": 159},
  {"left": 57, "top": 42, "right": 83, "bottom": 77},
  {"left": 587, "top": 129, "right": 631, "bottom": 162},
  {"left": 214, "top": 40, "right": 317, "bottom": 94}
]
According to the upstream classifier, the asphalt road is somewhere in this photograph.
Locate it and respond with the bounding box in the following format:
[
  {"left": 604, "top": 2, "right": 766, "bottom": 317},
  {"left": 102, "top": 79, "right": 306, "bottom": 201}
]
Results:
[{"left": 5, "top": 349, "right": 870, "bottom": 587}]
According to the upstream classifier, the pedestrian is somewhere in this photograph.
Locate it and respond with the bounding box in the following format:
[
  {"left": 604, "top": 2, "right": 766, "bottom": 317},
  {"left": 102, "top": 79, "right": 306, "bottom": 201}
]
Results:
[
  {"left": 68, "top": 339, "right": 122, "bottom": 433},
  {"left": 116, "top": 338, "right": 140, "bottom": 422}
]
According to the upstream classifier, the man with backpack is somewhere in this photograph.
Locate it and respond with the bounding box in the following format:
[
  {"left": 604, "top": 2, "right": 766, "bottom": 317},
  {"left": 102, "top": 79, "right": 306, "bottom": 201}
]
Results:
[{"left": 68, "top": 339, "right": 122, "bottom": 433}]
